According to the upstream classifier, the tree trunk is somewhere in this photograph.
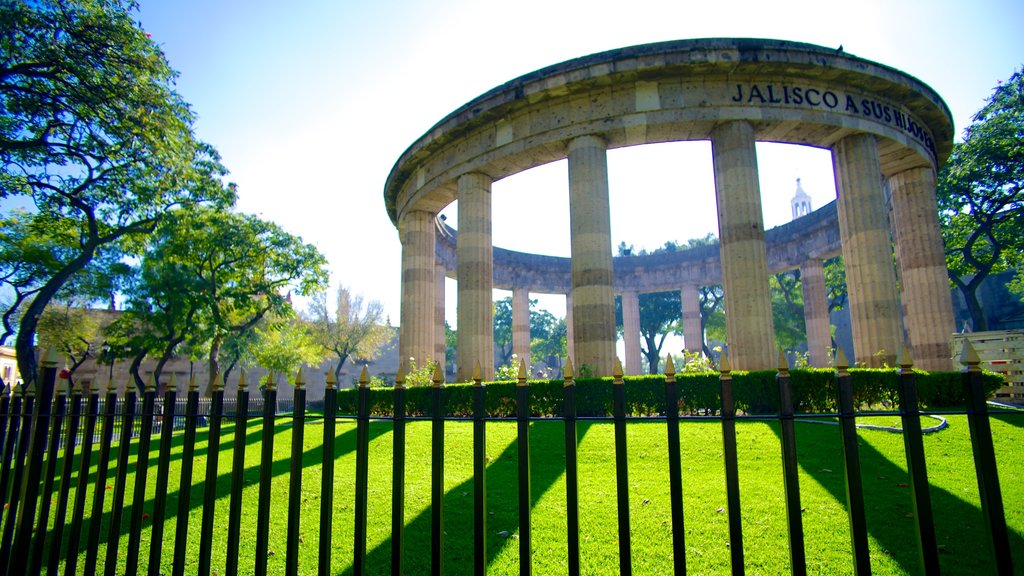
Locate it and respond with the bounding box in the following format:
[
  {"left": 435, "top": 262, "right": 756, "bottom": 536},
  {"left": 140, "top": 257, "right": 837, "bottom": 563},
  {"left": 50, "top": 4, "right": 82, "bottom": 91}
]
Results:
[
  {"left": 333, "top": 353, "right": 350, "bottom": 382},
  {"left": 128, "top": 351, "right": 147, "bottom": 393},
  {"left": 153, "top": 336, "right": 185, "bottom": 394},
  {"left": 961, "top": 283, "right": 989, "bottom": 332},
  {"left": 208, "top": 332, "right": 223, "bottom": 392}
]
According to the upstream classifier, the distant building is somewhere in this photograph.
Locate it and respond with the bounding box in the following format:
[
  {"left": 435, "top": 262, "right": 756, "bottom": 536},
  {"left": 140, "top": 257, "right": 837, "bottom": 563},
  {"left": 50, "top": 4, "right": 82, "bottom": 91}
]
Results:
[
  {"left": 0, "top": 346, "right": 19, "bottom": 385},
  {"left": 791, "top": 178, "right": 812, "bottom": 221}
]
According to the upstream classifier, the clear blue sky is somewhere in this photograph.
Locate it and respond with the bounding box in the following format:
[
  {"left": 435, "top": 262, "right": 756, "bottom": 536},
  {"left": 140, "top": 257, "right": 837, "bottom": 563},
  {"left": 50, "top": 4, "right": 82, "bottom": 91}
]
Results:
[{"left": 137, "top": 0, "right": 1024, "bottom": 325}]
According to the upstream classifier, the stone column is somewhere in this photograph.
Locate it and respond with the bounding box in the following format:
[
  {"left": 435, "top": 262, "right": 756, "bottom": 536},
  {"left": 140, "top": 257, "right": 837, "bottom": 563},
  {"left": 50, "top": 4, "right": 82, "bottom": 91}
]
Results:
[
  {"left": 568, "top": 135, "right": 616, "bottom": 376},
  {"left": 565, "top": 292, "right": 576, "bottom": 365},
  {"left": 399, "top": 209, "right": 436, "bottom": 370},
  {"left": 435, "top": 263, "right": 447, "bottom": 377},
  {"left": 799, "top": 259, "right": 832, "bottom": 367},
  {"left": 710, "top": 121, "right": 775, "bottom": 370},
  {"left": 456, "top": 172, "right": 494, "bottom": 382},
  {"left": 512, "top": 286, "right": 531, "bottom": 371},
  {"left": 832, "top": 134, "right": 902, "bottom": 367},
  {"left": 890, "top": 167, "right": 955, "bottom": 371},
  {"left": 680, "top": 285, "right": 703, "bottom": 355},
  {"left": 621, "top": 291, "right": 642, "bottom": 375}
]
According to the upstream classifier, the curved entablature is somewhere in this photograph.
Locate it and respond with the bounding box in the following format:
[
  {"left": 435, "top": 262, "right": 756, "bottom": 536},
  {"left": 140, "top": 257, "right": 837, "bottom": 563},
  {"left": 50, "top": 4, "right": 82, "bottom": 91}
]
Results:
[
  {"left": 436, "top": 201, "right": 842, "bottom": 294},
  {"left": 385, "top": 38, "right": 953, "bottom": 227}
]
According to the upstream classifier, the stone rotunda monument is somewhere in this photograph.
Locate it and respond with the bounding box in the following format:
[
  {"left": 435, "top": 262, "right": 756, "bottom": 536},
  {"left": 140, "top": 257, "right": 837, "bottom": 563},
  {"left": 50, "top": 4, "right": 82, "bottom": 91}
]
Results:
[{"left": 384, "top": 38, "right": 956, "bottom": 380}]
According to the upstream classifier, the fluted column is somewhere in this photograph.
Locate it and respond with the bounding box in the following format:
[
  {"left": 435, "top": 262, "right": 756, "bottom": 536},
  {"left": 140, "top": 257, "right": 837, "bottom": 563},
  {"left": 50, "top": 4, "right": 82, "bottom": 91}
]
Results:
[
  {"left": 890, "top": 167, "right": 955, "bottom": 370},
  {"left": 512, "top": 287, "right": 531, "bottom": 371},
  {"left": 681, "top": 285, "right": 703, "bottom": 355},
  {"left": 399, "top": 209, "right": 437, "bottom": 369},
  {"left": 435, "top": 263, "right": 447, "bottom": 376},
  {"left": 568, "top": 135, "right": 616, "bottom": 376},
  {"left": 711, "top": 121, "right": 775, "bottom": 370},
  {"left": 565, "top": 292, "right": 576, "bottom": 364},
  {"left": 456, "top": 172, "right": 494, "bottom": 382},
  {"left": 799, "top": 260, "right": 832, "bottom": 367},
  {"left": 832, "top": 133, "right": 902, "bottom": 366},
  {"left": 621, "top": 291, "right": 642, "bottom": 375}
]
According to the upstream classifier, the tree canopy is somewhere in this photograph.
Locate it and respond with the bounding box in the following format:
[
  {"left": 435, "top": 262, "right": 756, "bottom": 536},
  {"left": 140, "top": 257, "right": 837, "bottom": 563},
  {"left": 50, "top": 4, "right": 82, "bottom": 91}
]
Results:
[
  {"left": 938, "top": 68, "right": 1024, "bottom": 330},
  {"left": 306, "top": 285, "right": 392, "bottom": 380},
  {"left": 1, "top": 0, "right": 234, "bottom": 381}
]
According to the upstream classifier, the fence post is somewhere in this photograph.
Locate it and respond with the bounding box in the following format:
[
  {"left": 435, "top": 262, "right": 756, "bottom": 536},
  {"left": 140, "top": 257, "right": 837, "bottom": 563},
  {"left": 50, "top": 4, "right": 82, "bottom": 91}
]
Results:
[
  {"left": 84, "top": 376, "right": 118, "bottom": 575},
  {"left": 0, "top": 384, "right": 22, "bottom": 534},
  {"left": 516, "top": 359, "right": 532, "bottom": 576},
  {"left": 47, "top": 377, "right": 83, "bottom": 575},
  {"left": 125, "top": 376, "right": 157, "bottom": 576},
  {"left": 171, "top": 375, "right": 201, "bottom": 576},
  {"left": 320, "top": 370, "right": 337, "bottom": 576},
  {"left": 472, "top": 362, "right": 487, "bottom": 576},
  {"left": 7, "top": 348, "right": 59, "bottom": 576},
  {"left": 66, "top": 378, "right": 100, "bottom": 576},
  {"left": 254, "top": 371, "right": 278, "bottom": 576},
  {"left": 961, "top": 341, "right": 1013, "bottom": 574},
  {"left": 198, "top": 373, "right": 226, "bottom": 576},
  {"left": 719, "top": 353, "right": 745, "bottom": 576},
  {"left": 0, "top": 380, "right": 34, "bottom": 566},
  {"left": 391, "top": 365, "right": 407, "bottom": 576},
  {"left": 286, "top": 369, "right": 307, "bottom": 576},
  {"left": 0, "top": 382, "right": 10, "bottom": 481},
  {"left": 431, "top": 362, "right": 446, "bottom": 576},
  {"left": 104, "top": 381, "right": 137, "bottom": 576},
  {"left": 148, "top": 375, "right": 179, "bottom": 576},
  {"left": 225, "top": 371, "right": 250, "bottom": 576},
  {"left": 612, "top": 359, "right": 633, "bottom": 576},
  {"left": 776, "top": 350, "right": 806, "bottom": 576},
  {"left": 353, "top": 366, "right": 371, "bottom": 576},
  {"left": 28, "top": 364, "right": 69, "bottom": 575},
  {"left": 563, "top": 359, "right": 580, "bottom": 576},
  {"left": 663, "top": 355, "right": 687, "bottom": 575},
  {"left": 835, "top": 349, "right": 870, "bottom": 575}
]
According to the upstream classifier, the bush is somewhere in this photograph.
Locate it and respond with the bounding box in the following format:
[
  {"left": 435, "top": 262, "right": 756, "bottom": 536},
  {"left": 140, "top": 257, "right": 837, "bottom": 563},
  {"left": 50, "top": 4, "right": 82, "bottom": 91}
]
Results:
[{"left": 334, "top": 369, "right": 1003, "bottom": 417}]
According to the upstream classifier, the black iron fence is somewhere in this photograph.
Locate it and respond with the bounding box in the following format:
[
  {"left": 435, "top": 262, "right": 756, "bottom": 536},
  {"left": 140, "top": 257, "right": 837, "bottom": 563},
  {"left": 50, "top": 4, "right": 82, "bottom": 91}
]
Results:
[{"left": 0, "top": 345, "right": 1017, "bottom": 575}]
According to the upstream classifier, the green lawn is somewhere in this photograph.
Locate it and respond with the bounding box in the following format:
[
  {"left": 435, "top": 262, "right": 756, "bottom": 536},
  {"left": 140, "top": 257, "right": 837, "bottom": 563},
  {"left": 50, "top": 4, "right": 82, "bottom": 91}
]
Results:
[{"left": 27, "top": 412, "right": 1024, "bottom": 575}]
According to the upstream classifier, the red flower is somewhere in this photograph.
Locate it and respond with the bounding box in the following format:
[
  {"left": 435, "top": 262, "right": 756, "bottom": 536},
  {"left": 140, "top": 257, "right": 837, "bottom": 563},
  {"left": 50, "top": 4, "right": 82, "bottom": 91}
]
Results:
[{"left": 58, "top": 368, "right": 70, "bottom": 379}]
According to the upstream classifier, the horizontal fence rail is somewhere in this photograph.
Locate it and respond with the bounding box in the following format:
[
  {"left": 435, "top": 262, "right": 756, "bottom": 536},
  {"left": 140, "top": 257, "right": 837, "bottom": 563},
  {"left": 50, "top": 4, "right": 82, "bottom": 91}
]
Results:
[{"left": 0, "top": 344, "right": 1019, "bottom": 575}]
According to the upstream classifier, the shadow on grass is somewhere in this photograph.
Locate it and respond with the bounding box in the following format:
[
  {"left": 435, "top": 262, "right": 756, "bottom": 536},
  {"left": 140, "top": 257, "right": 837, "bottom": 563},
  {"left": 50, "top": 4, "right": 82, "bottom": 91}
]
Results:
[
  {"left": 343, "top": 420, "right": 586, "bottom": 575},
  {"left": 993, "top": 410, "right": 1024, "bottom": 429},
  {"left": 777, "top": 419, "right": 1024, "bottom": 575},
  {"left": 40, "top": 416, "right": 388, "bottom": 571}
]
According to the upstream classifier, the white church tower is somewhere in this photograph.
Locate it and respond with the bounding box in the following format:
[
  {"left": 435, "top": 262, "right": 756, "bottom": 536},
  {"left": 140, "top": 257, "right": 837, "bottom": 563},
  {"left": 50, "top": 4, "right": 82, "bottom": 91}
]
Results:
[{"left": 790, "top": 178, "right": 812, "bottom": 220}]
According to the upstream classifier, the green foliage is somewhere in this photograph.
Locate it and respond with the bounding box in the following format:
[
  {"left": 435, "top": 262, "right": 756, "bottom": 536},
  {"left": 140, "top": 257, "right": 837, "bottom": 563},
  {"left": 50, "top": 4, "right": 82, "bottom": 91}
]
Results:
[
  {"left": 336, "top": 368, "right": 1001, "bottom": 417},
  {"left": 492, "top": 296, "right": 565, "bottom": 370},
  {"left": 770, "top": 270, "right": 806, "bottom": 351},
  {"left": 494, "top": 355, "right": 521, "bottom": 381},
  {"left": 824, "top": 256, "right": 848, "bottom": 312},
  {"left": 250, "top": 317, "right": 322, "bottom": 385},
  {"left": 306, "top": 285, "right": 392, "bottom": 379},
  {"left": 938, "top": 68, "right": 1024, "bottom": 330},
  {"left": 402, "top": 357, "right": 437, "bottom": 387},
  {"left": 0, "top": 0, "right": 235, "bottom": 380}
]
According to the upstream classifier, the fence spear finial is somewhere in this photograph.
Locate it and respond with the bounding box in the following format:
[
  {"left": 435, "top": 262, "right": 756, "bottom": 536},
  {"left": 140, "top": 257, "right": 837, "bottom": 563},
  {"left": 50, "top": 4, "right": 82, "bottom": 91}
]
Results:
[
  {"left": 472, "top": 361, "right": 482, "bottom": 386},
  {"left": 395, "top": 363, "right": 406, "bottom": 389},
  {"left": 145, "top": 373, "right": 156, "bottom": 393},
  {"left": 835, "top": 348, "right": 850, "bottom": 373},
  {"left": 960, "top": 339, "right": 981, "bottom": 369},
  {"left": 325, "top": 369, "right": 336, "bottom": 390},
  {"left": 237, "top": 370, "right": 248, "bottom": 391},
  {"left": 188, "top": 373, "right": 198, "bottom": 392},
  {"left": 166, "top": 373, "right": 176, "bottom": 395},
  {"left": 665, "top": 354, "right": 676, "bottom": 380},
  {"left": 719, "top": 351, "right": 732, "bottom": 374},
  {"left": 517, "top": 359, "right": 528, "bottom": 386},
  {"left": 358, "top": 365, "right": 369, "bottom": 388},
  {"left": 563, "top": 357, "right": 575, "bottom": 381},
  {"left": 613, "top": 358, "right": 624, "bottom": 383},
  {"left": 898, "top": 343, "right": 914, "bottom": 369},
  {"left": 777, "top": 348, "right": 790, "bottom": 373},
  {"left": 294, "top": 367, "right": 305, "bottom": 390},
  {"left": 431, "top": 362, "right": 443, "bottom": 387},
  {"left": 212, "top": 371, "right": 224, "bottom": 392}
]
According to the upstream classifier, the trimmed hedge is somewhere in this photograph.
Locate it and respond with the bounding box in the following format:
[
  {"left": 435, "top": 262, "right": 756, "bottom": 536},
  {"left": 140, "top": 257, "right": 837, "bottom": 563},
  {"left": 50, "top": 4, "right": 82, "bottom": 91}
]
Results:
[{"left": 334, "top": 369, "right": 1003, "bottom": 418}]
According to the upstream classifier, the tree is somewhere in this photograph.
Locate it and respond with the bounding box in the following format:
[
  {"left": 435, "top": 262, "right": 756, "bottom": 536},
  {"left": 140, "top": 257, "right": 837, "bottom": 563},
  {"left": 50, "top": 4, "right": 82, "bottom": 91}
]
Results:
[
  {"left": 938, "top": 68, "right": 1024, "bottom": 331},
  {"left": 699, "top": 285, "right": 726, "bottom": 359},
  {"left": 250, "top": 316, "right": 323, "bottom": 386},
  {"left": 530, "top": 312, "right": 566, "bottom": 375},
  {"left": 770, "top": 270, "right": 806, "bottom": 350},
  {"left": 492, "top": 296, "right": 563, "bottom": 370},
  {"left": 35, "top": 297, "right": 101, "bottom": 382},
  {"left": 824, "top": 256, "right": 847, "bottom": 312},
  {"left": 1, "top": 0, "right": 234, "bottom": 382},
  {"left": 108, "top": 206, "right": 328, "bottom": 390},
  {"left": 307, "top": 285, "right": 392, "bottom": 380}
]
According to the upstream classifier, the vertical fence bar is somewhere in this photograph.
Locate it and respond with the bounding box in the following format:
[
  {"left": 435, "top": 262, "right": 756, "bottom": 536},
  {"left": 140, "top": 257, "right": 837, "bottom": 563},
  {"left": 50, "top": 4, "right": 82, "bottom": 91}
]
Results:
[
  {"left": 8, "top": 349, "right": 59, "bottom": 576},
  {"left": 835, "top": 350, "right": 870, "bottom": 575},
  {"left": 516, "top": 360, "right": 532, "bottom": 576},
  {"left": 147, "top": 378, "right": 179, "bottom": 576},
  {"left": 961, "top": 342, "right": 1013, "bottom": 574},
  {"left": 0, "top": 384, "right": 34, "bottom": 564},
  {"left": 0, "top": 384, "right": 10, "bottom": 480},
  {"left": 563, "top": 360, "right": 580, "bottom": 576},
  {"left": 48, "top": 380, "right": 83, "bottom": 575},
  {"left": 430, "top": 363, "right": 445, "bottom": 576},
  {"left": 171, "top": 376, "right": 201, "bottom": 576},
  {"left": 28, "top": 371, "right": 68, "bottom": 575},
  {"left": 776, "top": 351, "right": 806, "bottom": 576},
  {"left": 895, "top": 346, "right": 939, "bottom": 574},
  {"left": 84, "top": 379, "right": 118, "bottom": 575},
  {"left": 198, "top": 374, "right": 226, "bottom": 576},
  {"left": 286, "top": 370, "right": 307, "bottom": 576},
  {"left": 391, "top": 366, "right": 407, "bottom": 576},
  {"left": 611, "top": 359, "right": 632, "bottom": 576},
  {"left": 353, "top": 367, "right": 371, "bottom": 576},
  {"left": 472, "top": 363, "right": 487, "bottom": 576},
  {"left": 663, "top": 356, "right": 687, "bottom": 575},
  {"left": 719, "top": 353, "right": 745, "bottom": 576},
  {"left": 254, "top": 373, "right": 278, "bottom": 576},
  {"left": 125, "top": 378, "right": 157, "bottom": 576},
  {"left": 104, "top": 386, "right": 137, "bottom": 576},
  {"left": 65, "top": 380, "right": 99, "bottom": 576},
  {"left": 226, "top": 372, "right": 250, "bottom": 576},
  {"left": 0, "top": 385, "right": 22, "bottom": 524},
  {"left": 319, "top": 370, "right": 337, "bottom": 576}
]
